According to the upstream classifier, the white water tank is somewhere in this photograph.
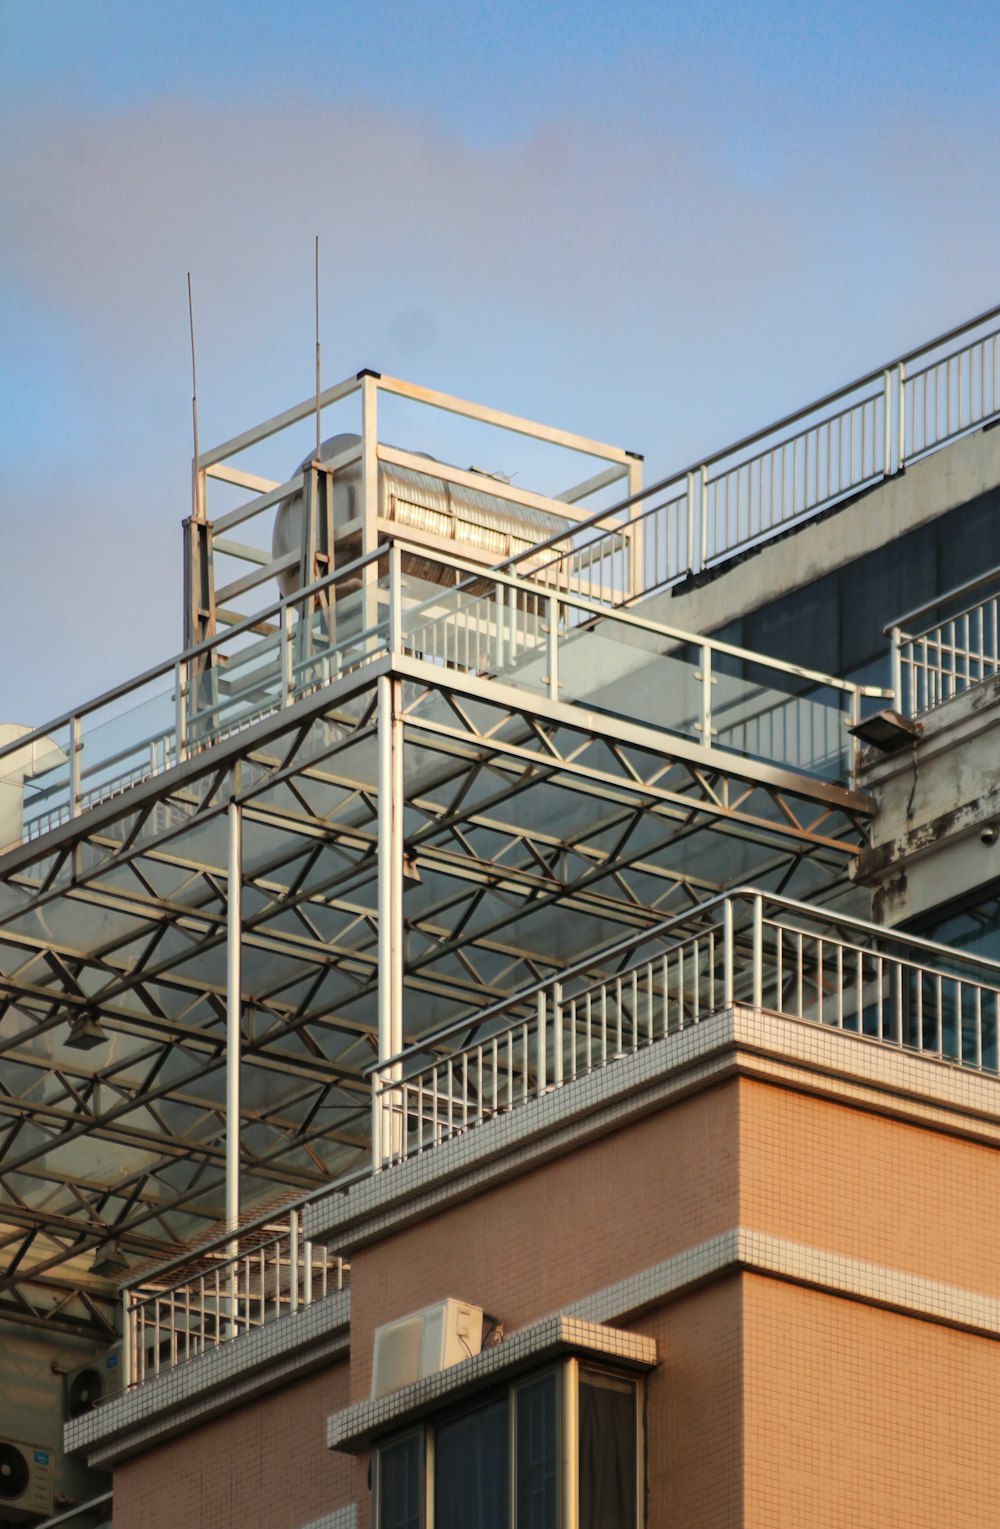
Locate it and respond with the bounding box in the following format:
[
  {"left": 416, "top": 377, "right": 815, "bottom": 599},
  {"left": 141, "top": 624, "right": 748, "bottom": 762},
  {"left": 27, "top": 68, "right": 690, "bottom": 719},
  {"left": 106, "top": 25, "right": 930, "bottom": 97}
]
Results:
[{"left": 272, "top": 435, "right": 570, "bottom": 598}]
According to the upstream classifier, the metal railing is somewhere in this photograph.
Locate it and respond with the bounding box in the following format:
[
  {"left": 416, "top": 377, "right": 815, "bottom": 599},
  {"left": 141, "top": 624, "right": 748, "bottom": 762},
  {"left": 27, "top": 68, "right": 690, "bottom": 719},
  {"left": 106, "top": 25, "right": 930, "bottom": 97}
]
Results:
[
  {"left": 369, "top": 888, "right": 1000, "bottom": 1167},
  {"left": 398, "top": 546, "right": 886, "bottom": 786},
  {"left": 122, "top": 1192, "right": 346, "bottom": 1387},
  {"left": 515, "top": 303, "right": 1000, "bottom": 602},
  {"left": 890, "top": 565, "right": 1000, "bottom": 716},
  {"left": 0, "top": 541, "right": 887, "bottom": 862}
]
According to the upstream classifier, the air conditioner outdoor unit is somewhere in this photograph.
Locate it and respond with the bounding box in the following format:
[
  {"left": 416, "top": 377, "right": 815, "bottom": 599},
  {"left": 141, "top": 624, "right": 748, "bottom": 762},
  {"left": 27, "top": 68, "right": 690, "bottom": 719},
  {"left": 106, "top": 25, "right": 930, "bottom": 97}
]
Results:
[
  {"left": 371, "top": 1299, "right": 484, "bottom": 1399},
  {"left": 0, "top": 1439, "right": 54, "bottom": 1520},
  {"left": 65, "top": 1345, "right": 123, "bottom": 1420}
]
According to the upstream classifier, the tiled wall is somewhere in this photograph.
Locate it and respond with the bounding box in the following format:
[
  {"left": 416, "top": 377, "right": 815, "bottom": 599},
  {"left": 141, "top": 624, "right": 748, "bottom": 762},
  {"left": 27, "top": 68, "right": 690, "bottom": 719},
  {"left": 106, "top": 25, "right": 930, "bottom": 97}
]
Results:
[
  {"left": 112, "top": 1363, "right": 353, "bottom": 1529},
  {"left": 743, "top": 1274, "right": 1000, "bottom": 1527},
  {"left": 348, "top": 1080, "right": 741, "bottom": 1403},
  {"left": 740, "top": 1077, "right": 1000, "bottom": 1297}
]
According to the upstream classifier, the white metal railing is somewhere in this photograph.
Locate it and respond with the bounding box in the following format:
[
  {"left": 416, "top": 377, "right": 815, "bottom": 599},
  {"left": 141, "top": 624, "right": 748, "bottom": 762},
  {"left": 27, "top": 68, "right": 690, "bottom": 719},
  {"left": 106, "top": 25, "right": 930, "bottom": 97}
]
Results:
[
  {"left": 369, "top": 889, "right": 1000, "bottom": 1167},
  {"left": 513, "top": 303, "right": 1000, "bottom": 601},
  {"left": 890, "top": 566, "right": 1000, "bottom": 717},
  {"left": 398, "top": 546, "right": 887, "bottom": 787},
  {"left": 0, "top": 541, "right": 887, "bottom": 863},
  {"left": 122, "top": 1194, "right": 346, "bottom": 1387}
]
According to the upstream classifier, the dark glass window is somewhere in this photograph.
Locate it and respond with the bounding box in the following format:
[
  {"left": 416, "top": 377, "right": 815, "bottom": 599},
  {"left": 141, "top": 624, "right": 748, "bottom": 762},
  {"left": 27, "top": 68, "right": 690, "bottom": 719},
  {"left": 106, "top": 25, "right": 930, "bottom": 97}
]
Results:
[
  {"left": 376, "top": 1363, "right": 639, "bottom": 1529},
  {"left": 579, "top": 1370, "right": 637, "bottom": 1529},
  {"left": 515, "top": 1373, "right": 558, "bottom": 1529},
  {"left": 379, "top": 1432, "right": 423, "bottom": 1529},
  {"left": 435, "top": 1396, "right": 509, "bottom": 1529}
]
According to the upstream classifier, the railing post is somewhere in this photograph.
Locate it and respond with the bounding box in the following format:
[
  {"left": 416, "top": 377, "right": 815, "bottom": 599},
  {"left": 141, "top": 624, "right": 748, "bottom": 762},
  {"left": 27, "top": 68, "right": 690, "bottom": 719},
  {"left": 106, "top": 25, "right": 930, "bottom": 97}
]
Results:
[
  {"left": 175, "top": 660, "right": 187, "bottom": 764},
  {"left": 537, "top": 990, "right": 547, "bottom": 1092},
  {"left": 699, "top": 465, "right": 709, "bottom": 572},
  {"left": 723, "top": 899, "right": 734, "bottom": 1008},
  {"left": 883, "top": 368, "right": 892, "bottom": 476},
  {"left": 389, "top": 541, "right": 402, "bottom": 655},
  {"left": 69, "top": 715, "right": 81, "bottom": 818},
  {"left": 372, "top": 1069, "right": 384, "bottom": 1171},
  {"left": 700, "top": 644, "right": 713, "bottom": 745},
  {"left": 282, "top": 604, "right": 294, "bottom": 706},
  {"left": 494, "top": 581, "right": 505, "bottom": 675},
  {"left": 752, "top": 895, "right": 763, "bottom": 1009},
  {"left": 890, "top": 625, "right": 903, "bottom": 712},
  {"left": 553, "top": 982, "right": 564, "bottom": 1085},
  {"left": 686, "top": 471, "right": 696, "bottom": 574},
  {"left": 897, "top": 360, "right": 907, "bottom": 472},
  {"left": 122, "top": 1290, "right": 133, "bottom": 1388},
  {"left": 289, "top": 1210, "right": 300, "bottom": 1315},
  {"left": 547, "top": 595, "right": 559, "bottom": 702},
  {"left": 304, "top": 1236, "right": 314, "bottom": 1306}
]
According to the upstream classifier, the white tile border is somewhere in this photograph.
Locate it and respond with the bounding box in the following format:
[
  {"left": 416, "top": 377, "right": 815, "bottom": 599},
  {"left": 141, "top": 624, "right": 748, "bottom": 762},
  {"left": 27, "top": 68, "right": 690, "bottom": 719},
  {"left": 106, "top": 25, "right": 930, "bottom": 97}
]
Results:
[
  {"left": 67, "top": 1289, "right": 350, "bottom": 1467},
  {"left": 327, "top": 1316, "right": 657, "bottom": 1452},
  {"left": 307, "top": 1004, "right": 1000, "bottom": 1253}
]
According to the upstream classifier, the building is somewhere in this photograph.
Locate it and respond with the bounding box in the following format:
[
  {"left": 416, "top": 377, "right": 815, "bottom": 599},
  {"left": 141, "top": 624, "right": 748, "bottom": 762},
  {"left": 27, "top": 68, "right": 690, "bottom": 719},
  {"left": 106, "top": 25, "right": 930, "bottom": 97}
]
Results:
[{"left": 2, "top": 304, "right": 1000, "bottom": 1527}]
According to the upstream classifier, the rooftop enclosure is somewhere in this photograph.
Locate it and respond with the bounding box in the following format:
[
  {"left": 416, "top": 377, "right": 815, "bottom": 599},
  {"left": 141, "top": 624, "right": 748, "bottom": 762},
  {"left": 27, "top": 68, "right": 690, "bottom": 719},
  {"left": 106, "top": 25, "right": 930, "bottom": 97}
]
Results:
[{"left": 2, "top": 302, "right": 1000, "bottom": 1373}]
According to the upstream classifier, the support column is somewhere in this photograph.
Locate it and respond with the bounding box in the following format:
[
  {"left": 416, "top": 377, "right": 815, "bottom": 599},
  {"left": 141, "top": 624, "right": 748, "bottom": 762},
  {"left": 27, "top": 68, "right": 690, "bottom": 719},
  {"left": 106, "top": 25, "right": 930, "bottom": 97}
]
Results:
[
  {"left": 376, "top": 675, "right": 404, "bottom": 1162},
  {"left": 226, "top": 798, "right": 242, "bottom": 1231}
]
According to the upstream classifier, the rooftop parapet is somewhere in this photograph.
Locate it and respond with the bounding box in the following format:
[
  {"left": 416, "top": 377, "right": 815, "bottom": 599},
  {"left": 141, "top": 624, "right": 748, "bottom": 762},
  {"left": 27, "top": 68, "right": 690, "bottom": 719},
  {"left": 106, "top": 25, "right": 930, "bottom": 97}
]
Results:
[{"left": 370, "top": 887, "right": 1000, "bottom": 1169}]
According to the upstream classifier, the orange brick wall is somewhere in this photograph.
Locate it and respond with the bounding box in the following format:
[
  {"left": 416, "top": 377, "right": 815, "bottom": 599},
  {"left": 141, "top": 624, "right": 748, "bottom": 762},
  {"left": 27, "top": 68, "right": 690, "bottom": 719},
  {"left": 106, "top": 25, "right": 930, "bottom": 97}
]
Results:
[
  {"left": 740, "top": 1077, "right": 1000, "bottom": 1296},
  {"left": 349, "top": 1080, "right": 740, "bottom": 1402},
  {"left": 113, "top": 1361, "right": 352, "bottom": 1529},
  {"left": 642, "top": 1277, "right": 743, "bottom": 1529},
  {"left": 743, "top": 1274, "right": 1000, "bottom": 1527}
]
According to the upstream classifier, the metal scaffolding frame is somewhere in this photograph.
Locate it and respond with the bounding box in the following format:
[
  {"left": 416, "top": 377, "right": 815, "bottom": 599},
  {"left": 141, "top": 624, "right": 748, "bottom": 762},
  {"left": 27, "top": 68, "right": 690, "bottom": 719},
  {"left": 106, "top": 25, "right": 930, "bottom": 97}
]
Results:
[{"left": 0, "top": 376, "right": 883, "bottom": 1339}]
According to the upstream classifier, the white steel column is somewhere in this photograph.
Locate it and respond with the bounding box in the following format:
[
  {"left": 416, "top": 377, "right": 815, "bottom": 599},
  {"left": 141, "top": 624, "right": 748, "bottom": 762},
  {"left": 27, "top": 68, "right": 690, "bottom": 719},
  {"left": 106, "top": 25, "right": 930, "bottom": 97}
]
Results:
[
  {"left": 376, "top": 674, "right": 404, "bottom": 1161},
  {"left": 227, "top": 799, "right": 242, "bottom": 1231}
]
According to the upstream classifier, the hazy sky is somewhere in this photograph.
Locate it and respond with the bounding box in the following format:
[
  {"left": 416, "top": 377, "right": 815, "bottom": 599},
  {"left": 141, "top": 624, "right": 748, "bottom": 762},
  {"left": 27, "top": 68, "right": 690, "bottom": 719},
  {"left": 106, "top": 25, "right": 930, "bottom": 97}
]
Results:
[{"left": 2, "top": 0, "right": 999, "bottom": 720}]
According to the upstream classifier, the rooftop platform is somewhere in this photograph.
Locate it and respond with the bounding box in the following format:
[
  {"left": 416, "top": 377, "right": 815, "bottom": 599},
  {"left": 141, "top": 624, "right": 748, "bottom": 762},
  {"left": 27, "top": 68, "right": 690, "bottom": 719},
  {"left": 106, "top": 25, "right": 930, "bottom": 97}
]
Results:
[{"left": 6, "top": 299, "right": 1000, "bottom": 1342}]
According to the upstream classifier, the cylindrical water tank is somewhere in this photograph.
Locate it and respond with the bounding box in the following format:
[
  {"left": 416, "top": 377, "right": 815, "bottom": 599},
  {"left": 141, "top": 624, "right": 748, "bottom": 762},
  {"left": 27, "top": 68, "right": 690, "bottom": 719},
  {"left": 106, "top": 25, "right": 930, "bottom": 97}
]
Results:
[{"left": 272, "top": 434, "right": 570, "bottom": 597}]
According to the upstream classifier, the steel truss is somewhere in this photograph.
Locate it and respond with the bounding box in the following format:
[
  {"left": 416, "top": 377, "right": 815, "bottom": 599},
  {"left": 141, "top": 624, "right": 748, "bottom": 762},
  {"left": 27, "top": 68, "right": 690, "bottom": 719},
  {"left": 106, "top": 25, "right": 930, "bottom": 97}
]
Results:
[{"left": 0, "top": 649, "right": 873, "bottom": 1333}]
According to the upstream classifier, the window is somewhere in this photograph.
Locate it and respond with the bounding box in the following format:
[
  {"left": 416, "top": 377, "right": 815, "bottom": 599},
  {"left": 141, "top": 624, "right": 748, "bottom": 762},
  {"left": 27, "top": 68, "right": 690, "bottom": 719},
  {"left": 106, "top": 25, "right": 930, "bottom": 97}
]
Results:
[{"left": 373, "top": 1363, "right": 642, "bottom": 1529}]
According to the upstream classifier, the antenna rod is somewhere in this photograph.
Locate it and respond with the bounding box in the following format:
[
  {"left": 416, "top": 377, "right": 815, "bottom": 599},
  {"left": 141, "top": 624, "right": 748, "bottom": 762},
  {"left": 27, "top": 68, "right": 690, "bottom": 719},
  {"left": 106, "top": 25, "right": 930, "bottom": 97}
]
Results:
[
  {"left": 187, "top": 272, "right": 202, "bottom": 520},
  {"left": 314, "top": 235, "right": 321, "bottom": 460}
]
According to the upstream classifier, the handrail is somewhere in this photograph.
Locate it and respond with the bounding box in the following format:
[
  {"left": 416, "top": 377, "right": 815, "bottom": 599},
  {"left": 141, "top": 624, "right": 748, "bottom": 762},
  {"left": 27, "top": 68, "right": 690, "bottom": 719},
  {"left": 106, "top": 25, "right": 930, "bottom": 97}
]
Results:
[
  {"left": 886, "top": 561, "right": 1000, "bottom": 635},
  {"left": 121, "top": 1182, "right": 337, "bottom": 1295},
  {"left": 122, "top": 1186, "right": 348, "bottom": 1387},
  {"left": 0, "top": 534, "right": 885, "bottom": 850},
  {"left": 370, "top": 885, "right": 1000, "bottom": 1167},
  {"left": 0, "top": 545, "right": 384, "bottom": 769},
  {"left": 405, "top": 539, "right": 888, "bottom": 700},
  {"left": 889, "top": 564, "right": 1000, "bottom": 717},
  {"left": 367, "top": 884, "right": 1000, "bottom": 1075},
  {"left": 502, "top": 302, "right": 1000, "bottom": 590}
]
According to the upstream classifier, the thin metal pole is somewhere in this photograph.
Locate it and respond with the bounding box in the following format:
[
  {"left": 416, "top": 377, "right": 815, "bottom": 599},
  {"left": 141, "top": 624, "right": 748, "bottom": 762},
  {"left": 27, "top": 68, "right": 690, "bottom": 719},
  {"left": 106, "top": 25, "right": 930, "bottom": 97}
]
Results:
[
  {"left": 314, "top": 236, "right": 322, "bottom": 462},
  {"left": 227, "top": 799, "right": 242, "bottom": 1233},
  {"left": 724, "top": 899, "right": 734, "bottom": 1007},
  {"left": 752, "top": 894, "right": 763, "bottom": 1009},
  {"left": 377, "top": 676, "right": 404, "bottom": 1159},
  {"left": 187, "top": 273, "right": 202, "bottom": 521}
]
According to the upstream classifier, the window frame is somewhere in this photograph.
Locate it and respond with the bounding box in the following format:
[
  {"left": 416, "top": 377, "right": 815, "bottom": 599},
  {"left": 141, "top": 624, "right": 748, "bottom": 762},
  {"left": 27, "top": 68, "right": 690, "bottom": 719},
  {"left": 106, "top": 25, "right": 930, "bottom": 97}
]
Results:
[{"left": 372, "top": 1358, "right": 644, "bottom": 1529}]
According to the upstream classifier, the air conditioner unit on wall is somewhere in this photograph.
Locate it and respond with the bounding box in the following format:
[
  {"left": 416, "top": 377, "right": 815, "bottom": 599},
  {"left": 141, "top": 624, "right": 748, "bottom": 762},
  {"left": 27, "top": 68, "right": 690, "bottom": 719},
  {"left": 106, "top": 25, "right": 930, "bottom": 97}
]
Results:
[
  {"left": 371, "top": 1299, "right": 484, "bottom": 1399},
  {"left": 64, "top": 1346, "right": 123, "bottom": 1420},
  {"left": 0, "top": 1439, "right": 54, "bottom": 1520}
]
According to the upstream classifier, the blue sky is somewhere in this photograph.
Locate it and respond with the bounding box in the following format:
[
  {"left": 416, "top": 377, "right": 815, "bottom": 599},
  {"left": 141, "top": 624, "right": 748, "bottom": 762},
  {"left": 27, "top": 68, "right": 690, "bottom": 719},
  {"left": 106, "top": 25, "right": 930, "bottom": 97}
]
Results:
[{"left": 2, "top": 0, "right": 999, "bottom": 719}]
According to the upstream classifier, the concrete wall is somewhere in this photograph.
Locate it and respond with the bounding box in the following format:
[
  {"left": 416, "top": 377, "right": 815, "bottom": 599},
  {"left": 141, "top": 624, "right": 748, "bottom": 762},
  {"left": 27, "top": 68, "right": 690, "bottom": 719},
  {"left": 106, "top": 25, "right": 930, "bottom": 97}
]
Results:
[{"left": 858, "top": 673, "right": 1000, "bottom": 924}]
